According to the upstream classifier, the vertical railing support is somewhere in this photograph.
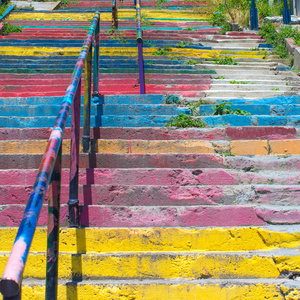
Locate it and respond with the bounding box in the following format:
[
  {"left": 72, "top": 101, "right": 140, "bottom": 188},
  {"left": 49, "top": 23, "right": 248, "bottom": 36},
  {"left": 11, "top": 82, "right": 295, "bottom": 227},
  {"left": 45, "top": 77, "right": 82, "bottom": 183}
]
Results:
[
  {"left": 3, "top": 287, "right": 21, "bottom": 300},
  {"left": 283, "top": 0, "right": 291, "bottom": 24},
  {"left": 68, "top": 79, "right": 81, "bottom": 228},
  {"left": 93, "top": 16, "right": 100, "bottom": 97},
  {"left": 112, "top": 0, "right": 117, "bottom": 29},
  {"left": 136, "top": 0, "right": 145, "bottom": 94},
  {"left": 45, "top": 144, "right": 62, "bottom": 300},
  {"left": 250, "top": 0, "right": 258, "bottom": 30},
  {"left": 83, "top": 46, "right": 92, "bottom": 153}
]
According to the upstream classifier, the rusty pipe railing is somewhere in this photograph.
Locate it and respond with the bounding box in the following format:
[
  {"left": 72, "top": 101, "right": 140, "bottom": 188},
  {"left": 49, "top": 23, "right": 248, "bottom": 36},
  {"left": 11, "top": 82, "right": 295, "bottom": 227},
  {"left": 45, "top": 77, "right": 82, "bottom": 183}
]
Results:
[
  {"left": 136, "top": 0, "right": 145, "bottom": 94},
  {"left": 0, "top": 11, "right": 100, "bottom": 300},
  {"left": 112, "top": 0, "right": 117, "bottom": 29}
]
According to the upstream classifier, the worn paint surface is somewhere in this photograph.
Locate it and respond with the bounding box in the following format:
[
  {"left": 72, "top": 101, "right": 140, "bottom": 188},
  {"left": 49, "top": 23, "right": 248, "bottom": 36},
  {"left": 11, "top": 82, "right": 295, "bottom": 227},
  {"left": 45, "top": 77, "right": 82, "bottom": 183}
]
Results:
[
  {"left": 20, "top": 283, "right": 286, "bottom": 300},
  {"left": 1, "top": 227, "right": 300, "bottom": 253}
]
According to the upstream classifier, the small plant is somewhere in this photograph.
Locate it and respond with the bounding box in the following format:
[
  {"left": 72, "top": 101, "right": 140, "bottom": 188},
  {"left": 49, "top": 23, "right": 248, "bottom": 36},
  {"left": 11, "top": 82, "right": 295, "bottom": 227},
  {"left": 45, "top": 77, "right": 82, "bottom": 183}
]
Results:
[
  {"left": 220, "top": 23, "right": 232, "bottom": 34},
  {"left": 271, "top": 88, "right": 279, "bottom": 91},
  {"left": 217, "top": 76, "right": 225, "bottom": 79},
  {"left": 183, "top": 27, "right": 194, "bottom": 31},
  {"left": 185, "top": 59, "right": 198, "bottom": 65},
  {"left": 176, "top": 41, "right": 192, "bottom": 48},
  {"left": 2, "top": 22, "right": 22, "bottom": 35},
  {"left": 152, "top": 46, "right": 171, "bottom": 56},
  {"left": 165, "top": 94, "right": 180, "bottom": 104},
  {"left": 165, "top": 113, "right": 207, "bottom": 128},
  {"left": 212, "top": 57, "right": 239, "bottom": 65},
  {"left": 185, "top": 99, "right": 204, "bottom": 115},
  {"left": 213, "top": 102, "right": 251, "bottom": 116},
  {"left": 229, "top": 80, "right": 248, "bottom": 84},
  {"left": 155, "top": 0, "right": 167, "bottom": 8},
  {"left": 136, "top": 13, "right": 154, "bottom": 26},
  {"left": 218, "top": 150, "right": 235, "bottom": 156}
]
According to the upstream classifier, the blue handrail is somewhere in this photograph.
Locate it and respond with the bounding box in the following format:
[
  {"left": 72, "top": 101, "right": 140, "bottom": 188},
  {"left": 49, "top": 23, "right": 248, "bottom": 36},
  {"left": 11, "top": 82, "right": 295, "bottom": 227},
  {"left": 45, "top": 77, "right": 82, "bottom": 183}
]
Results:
[{"left": 0, "top": 11, "right": 100, "bottom": 300}]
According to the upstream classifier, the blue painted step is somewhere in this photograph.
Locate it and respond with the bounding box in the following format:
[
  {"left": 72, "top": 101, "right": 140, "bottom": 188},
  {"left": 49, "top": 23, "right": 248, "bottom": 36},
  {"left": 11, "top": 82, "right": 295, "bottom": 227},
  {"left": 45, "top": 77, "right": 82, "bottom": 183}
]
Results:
[
  {"left": 201, "top": 115, "right": 300, "bottom": 127},
  {"left": 95, "top": 115, "right": 175, "bottom": 127},
  {"left": 214, "top": 95, "right": 300, "bottom": 105},
  {"left": 0, "top": 95, "right": 169, "bottom": 106},
  {"left": 1, "top": 104, "right": 189, "bottom": 117},
  {"left": 199, "top": 104, "right": 300, "bottom": 116}
]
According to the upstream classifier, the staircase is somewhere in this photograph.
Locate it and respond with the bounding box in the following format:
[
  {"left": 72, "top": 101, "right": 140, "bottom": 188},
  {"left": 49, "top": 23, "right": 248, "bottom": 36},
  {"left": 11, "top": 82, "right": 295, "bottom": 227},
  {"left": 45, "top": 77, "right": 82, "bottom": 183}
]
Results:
[{"left": 1, "top": 0, "right": 300, "bottom": 299}]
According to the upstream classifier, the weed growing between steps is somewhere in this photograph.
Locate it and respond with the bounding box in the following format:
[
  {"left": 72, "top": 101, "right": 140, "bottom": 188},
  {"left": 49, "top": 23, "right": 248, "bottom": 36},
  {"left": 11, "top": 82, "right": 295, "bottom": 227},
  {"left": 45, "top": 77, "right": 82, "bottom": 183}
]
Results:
[
  {"left": 152, "top": 46, "right": 172, "bottom": 56},
  {"left": 108, "top": 30, "right": 128, "bottom": 44},
  {"left": 213, "top": 102, "right": 251, "bottom": 116},
  {"left": 2, "top": 22, "right": 22, "bottom": 35},
  {"left": 185, "top": 59, "right": 198, "bottom": 65},
  {"left": 136, "top": 13, "right": 154, "bottom": 26},
  {"left": 185, "top": 99, "right": 204, "bottom": 115},
  {"left": 176, "top": 41, "right": 192, "bottom": 48},
  {"left": 165, "top": 94, "right": 181, "bottom": 104},
  {"left": 155, "top": 0, "right": 167, "bottom": 9},
  {"left": 165, "top": 113, "right": 207, "bottom": 128},
  {"left": 259, "top": 21, "right": 300, "bottom": 59},
  {"left": 229, "top": 80, "right": 248, "bottom": 84},
  {"left": 211, "top": 57, "right": 239, "bottom": 65}
]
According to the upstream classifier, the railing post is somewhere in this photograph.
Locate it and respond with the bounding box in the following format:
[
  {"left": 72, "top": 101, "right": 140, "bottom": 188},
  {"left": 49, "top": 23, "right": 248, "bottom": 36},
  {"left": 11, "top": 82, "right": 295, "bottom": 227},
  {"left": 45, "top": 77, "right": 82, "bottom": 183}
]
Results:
[
  {"left": 250, "top": 0, "right": 258, "bottom": 30},
  {"left": 93, "top": 16, "right": 100, "bottom": 96},
  {"left": 45, "top": 144, "right": 62, "bottom": 300},
  {"left": 83, "top": 46, "right": 92, "bottom": 153},
  {"left": 136, "top": 0, "right": 145, "bottom": 94},
  {"left": 68, "top": 79, "right": 81, "bottom": 228},
  {"left": 283, "top": 0, "right": 291, "bottom": 24},
  {"left": 112, "top": 0, "right": 116, "bottom": 29},
  {"left": 3, "top": 286, "right": 21, "bottom": 300}
]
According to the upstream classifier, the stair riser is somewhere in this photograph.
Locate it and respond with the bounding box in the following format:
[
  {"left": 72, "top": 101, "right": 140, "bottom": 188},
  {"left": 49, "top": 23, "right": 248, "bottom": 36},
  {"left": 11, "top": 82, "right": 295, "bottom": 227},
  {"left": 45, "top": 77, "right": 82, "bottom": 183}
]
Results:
[
  {"left": 7, "top": 282, "right": 289, "bottom": 300},
  {"left": 1, "top": 154, "right": 300, "bottom": 170},
  {"left": 0, "top": 252, "right": 284, "bottom": 279},
  {"left": 1, "top": 227, "right": 298, "bottom": 252},
  {"left": 1, "top": 168, "right": 300, "bottom": 186},
  {"left": 1, "top": 127, "right": 298, "bottom": 141},
  {"left": 1, "top": 184, "right": 300, "bottom": 206},
  {"left": 0, "top": 204, "right": 287, "bottom": 227}
]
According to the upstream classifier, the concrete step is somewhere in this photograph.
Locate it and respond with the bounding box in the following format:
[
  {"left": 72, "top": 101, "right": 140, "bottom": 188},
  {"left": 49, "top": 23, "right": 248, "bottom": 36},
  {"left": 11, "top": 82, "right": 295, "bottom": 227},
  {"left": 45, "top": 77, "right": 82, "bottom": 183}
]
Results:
[
  {"left": 199, "top": 104, "right": 300, "bottom": 116},
  {"left": 1, "top": 168, "right": 300, "bottom": 186},
  {"left": 2, "top": 227, "right": 300, "bottom": 252},
  {"left": 2, "top": 138, "right": 300, "bottom": 155},
  {"left": 1, "top": 126, "right": 297, "bottom": 141},
  {"left": 0, "top": 250, "right": 297, "bottom": 278},
  {"left": 0, "top": 104, "right": 189, "bottom": 117},
  {"left": 12, "top": 278, "right": 299, "bottom": 300},
  {"left": 1, "top": 184, "right": 300, "bottom": 206},
  {"left": 1, "top": 153, "right": 300, "bottom": 171},
  {"left": 199, "top": 115, "right": 300, "bottom": 127},
  {"left": 2, "top": 203, "right": 300, "bottom": 227}
]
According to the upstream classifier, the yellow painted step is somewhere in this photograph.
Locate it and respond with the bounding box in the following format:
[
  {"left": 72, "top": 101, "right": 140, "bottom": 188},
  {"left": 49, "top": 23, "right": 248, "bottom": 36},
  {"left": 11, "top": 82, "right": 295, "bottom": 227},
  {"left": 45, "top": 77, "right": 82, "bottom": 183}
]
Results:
[
  {"left": 2, "top": 139, "right": 300, "bottom": 155},
  {"left": 0, "top": 253, "right": 282, "bottom": 279},
  {"left": 1, "top": 228, "right": 300, "bottom": 254},
  {"left": 0, "top": 227, "right": 300, "bottom": 253},
  {"left": 19, "top": 281, "right": 291, "bottom": 300},
  {"left": 0, "top": 46, "right": 267, "bottom": 59},
  {"left": 8, "top": 11, "right": 210, "bottom": 22},
  {"left": 0, "top": 139, "right": 215, "bottom": 154}
]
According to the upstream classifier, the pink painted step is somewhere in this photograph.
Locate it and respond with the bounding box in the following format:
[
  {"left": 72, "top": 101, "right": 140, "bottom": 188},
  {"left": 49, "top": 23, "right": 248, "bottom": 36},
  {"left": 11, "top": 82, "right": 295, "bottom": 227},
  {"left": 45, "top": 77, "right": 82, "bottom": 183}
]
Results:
[
  {"left": 2, "top": 183, "right": 300, "bottom": 206},
  {"left": 2, "top": 204, "right": 297, "bottom": 227},
  {"left": 1, "top": 127, "right": 297, "bottom": 141}
]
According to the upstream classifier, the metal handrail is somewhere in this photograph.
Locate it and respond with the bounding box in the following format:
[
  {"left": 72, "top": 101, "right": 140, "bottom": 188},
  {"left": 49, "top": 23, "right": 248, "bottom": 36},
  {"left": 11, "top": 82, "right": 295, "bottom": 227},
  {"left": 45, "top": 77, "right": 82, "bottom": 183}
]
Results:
[
  {"left": 0, "top": 11, "right": 100, "bottom": 300},
  {"left": 136, "top": 0, "right": 145, "bottom": 94},
  {"left": 112, "top": 0, "right": 117, "bottom": 29}
]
